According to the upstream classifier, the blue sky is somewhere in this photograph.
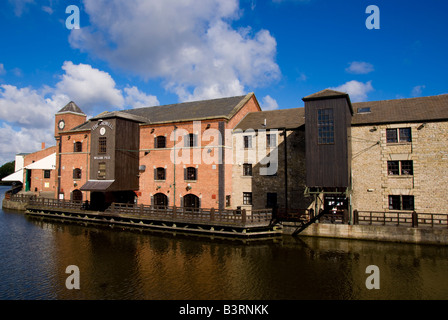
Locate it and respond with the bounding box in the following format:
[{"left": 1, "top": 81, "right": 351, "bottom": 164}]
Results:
[{"left": 0, "top": 0, "right": 447, "bottom": 164}]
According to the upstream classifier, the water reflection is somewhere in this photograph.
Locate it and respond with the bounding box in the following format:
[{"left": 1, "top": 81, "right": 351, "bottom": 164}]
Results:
[{"left": 1, "top": 186, "right": 448, "bottom": 300}]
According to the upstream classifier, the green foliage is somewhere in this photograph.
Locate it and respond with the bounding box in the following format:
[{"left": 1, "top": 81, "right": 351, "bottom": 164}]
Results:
[{"left": 0, "top": 161, "right": 15, "bottom": 182}]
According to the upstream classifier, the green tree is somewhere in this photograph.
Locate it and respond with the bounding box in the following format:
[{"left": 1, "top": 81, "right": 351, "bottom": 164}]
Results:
[{"left": 0, "top": 161, "right": 15, "bottom": 183}]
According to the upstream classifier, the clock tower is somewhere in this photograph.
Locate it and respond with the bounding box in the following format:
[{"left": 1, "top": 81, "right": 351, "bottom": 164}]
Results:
[{"left": 54, "top": 101, "right": 86, "bottom": 136}]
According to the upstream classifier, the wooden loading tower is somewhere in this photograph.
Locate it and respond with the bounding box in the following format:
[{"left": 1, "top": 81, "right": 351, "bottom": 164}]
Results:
[{"left": 300, "top": 89, "right": 354, "bottom": 231}]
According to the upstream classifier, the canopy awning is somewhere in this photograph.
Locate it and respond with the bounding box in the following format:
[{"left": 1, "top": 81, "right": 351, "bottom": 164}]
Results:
[
  {"left": 80, "top": 180, "right": 115, "bottom": 191},
  {"left": 1, "top": 168, "right": 24, "bottom": 182},
  {"left": 25, "top": 153, "right": 56, "bottom": 170}
]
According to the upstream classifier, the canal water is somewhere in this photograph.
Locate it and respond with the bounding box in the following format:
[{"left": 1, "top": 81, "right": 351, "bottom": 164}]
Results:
[{"left": 1, "top": 185, "right": 448, "bottom": 300}]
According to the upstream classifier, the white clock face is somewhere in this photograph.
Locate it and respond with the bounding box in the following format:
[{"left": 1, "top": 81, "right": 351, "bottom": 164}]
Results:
[
  {"left": 58, "top": 120, "right": 65, "bottom": 130},
  {"left": 100, "top": 127, "right": 106, "bottom": 136}
]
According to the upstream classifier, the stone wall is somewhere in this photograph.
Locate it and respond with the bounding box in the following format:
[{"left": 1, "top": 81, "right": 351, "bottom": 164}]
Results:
[
  {"left": 231, "top": 128, "right": 312, "bottom": 211},
  {"left": 351, "top": 121, "right": 448, "bottom": 214}
]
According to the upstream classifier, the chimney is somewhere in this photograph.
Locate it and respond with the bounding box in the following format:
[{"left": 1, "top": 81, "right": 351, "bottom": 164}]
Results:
[{"left": 41, "top": 142, "right": 46, "bottom": 150}]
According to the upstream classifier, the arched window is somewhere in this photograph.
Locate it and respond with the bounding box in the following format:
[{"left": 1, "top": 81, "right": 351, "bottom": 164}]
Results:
[
  {"left": 154, "top": 167, "right": 166, "bottom": 180},
  {"left": 184, "top": 167, "right": 197, "bottom": 181},
  {"left": 183, "top": 194, "right": 200, "bottom": 209},
  {"left": 184, "top": 133, "right": 198, "bottom": 147},
  {"left": 73, "top": 168, "right": 82, "bottom": 180},
  {"left": 74, "top": 141, "right": 82, "bottom": 152},
  {"left": 153, "top": 193, "right": 168, "bottom": 207},
  {"left": 72, "top": 189, "right": 83, "bottom": 201},
  {"left": 155, "top": 136, "right": 166, "bottom": 148}
]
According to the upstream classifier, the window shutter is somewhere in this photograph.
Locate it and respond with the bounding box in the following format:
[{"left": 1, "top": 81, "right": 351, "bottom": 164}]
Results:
[
  {"left": 184, "top": 168, "right": 187, "bottom": 180},
  {"left": 154, "top": 137, "right": 157, "bottom": 148},
  {"left": 154, "top": 168, "right": 157, "bottom": 180},
  {"left": 195, "top": 168, "right": 198, "bottom": 180}
]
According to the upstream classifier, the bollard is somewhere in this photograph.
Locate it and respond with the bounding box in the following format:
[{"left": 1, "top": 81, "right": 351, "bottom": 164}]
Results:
[{"left": 242, "top": 209, "right": 247, "bottom": 224}]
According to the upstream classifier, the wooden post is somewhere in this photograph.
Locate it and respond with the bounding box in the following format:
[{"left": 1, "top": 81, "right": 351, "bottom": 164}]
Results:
[
  {"left": 412, "top": 211, "right": 418, "bottom": 228},
  {"left": 353, "top": 210, "right": 359, "bottom": 225},
  {"left": 343, "top": 209, "right": 349, "bottom": 224},
  {"left": 242, "top": 209, "right": 247, "bottom": 225},
  {"left": 172, "top": 205, "right": 177, "bottom": 219},
  {"left": 210, "top": 208, "right": 215, "bottom": 222}
]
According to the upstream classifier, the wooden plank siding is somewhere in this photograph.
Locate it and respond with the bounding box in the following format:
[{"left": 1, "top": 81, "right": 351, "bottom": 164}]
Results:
[{"left": 304, "top": 96, "right": 352, "bottom": 188}]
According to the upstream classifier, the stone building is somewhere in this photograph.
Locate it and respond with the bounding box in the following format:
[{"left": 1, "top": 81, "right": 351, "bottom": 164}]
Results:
[
  {"left": 351, "top": 94, "right": 448, "bottom": 214},
  {"left": 232, "top": 108, "right": 311, "bottom": 212}
]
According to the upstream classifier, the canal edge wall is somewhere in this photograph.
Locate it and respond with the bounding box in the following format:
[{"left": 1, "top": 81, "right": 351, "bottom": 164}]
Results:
[
  {"left": 282, "top": 223, "right": 448, "bottom": 246},
  {"left": 3, "top": 198, "right": 447, "bottom": 245},
  {"left": 2, "top": 199, "right": 27, "bottom": 211}
]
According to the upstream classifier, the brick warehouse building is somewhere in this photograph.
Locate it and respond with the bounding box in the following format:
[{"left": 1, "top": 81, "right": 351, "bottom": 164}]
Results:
[
  {"left": 54, "top": 93, "right": 261, "bottom": 211},
  {"left": 5, "top": 89, "right": 447, "bottom": 217}
]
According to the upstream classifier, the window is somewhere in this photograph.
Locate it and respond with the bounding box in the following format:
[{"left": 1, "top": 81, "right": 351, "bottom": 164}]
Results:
[
  {"left": 73, "top": 168, "right": 82, "bottom": 180},
  {"left": 357, "top": 107, "right": 371, "bottom": 114},
  {"left": 155, "top": 136, "right": 166, "bottom": 148},
  {"left": 98, "top": 137, "right": 107, "bottom": 154},
  {"left": 185, "top": 167, "right": 197, "bottom": 181},
  {"left": 226, "top": 195, "right": 231, "bottom": 207},
  {"left": 243, "top": 135, "right": 252, "bottom": 149},
  {"left": 153, "top": 193, "right": 168, "bottom": 207},
  {"left": 243, "top": 192, "right": 252, "bottom": 205},
  {"left": 74, "top": 141, "right": 82, "bottom": 152},
  {"left": 386, "top": 128, "right": 412, "bottom": 144},
  {"left": 43, "top": 170, "right": 51, "bottom": 179},
  {"left": 185, "top": 133, "right": 197, "bottom": 147},
  {"left": 266, "top": 193, "right": 277, "bottom": 208},
  {"left": 401, "top": 161, "right": 413, "bottom": 175},
  {"left": 155, "top": 167, "right": 166, "bottom": 180},
  {"left": 389, "top": 195, "right": 414, "bottom": 210},
  {"left": 266, "top": 134, "right": 276, "bottom": 148},
  {"left": 318, "top": 108, "right": 334, "bottom": 144},
  {"left": 387, "top": 161, "right": 400, "bottom": 175},
  {"left": 98, "top": 162, "right": 106, "bottom": 180},
  {"left": 243, "top": 163, "right": 252, "bottom": 176},
  {"left": 387, "top": 160, "right": 413, "bottom": 176}
]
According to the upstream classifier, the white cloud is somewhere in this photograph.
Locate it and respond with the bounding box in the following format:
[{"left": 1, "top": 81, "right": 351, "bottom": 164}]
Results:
[
  {"left": 124, "top": 86, "right": 159, "bottom": 109},
  {"left": 0, "top": 62, "right": 158, "bottom": 164},
  {"left": 69, "top": 0, "right": 280, "bottom": 102},
  {"left": 55, "top": 61, "right": 125, "bottom": 113},
  {"left": 8, "top": 0, "right": 35, "bottom": 17},
  {"left": 261, "top": 95, "right": 279, "bottom": 111},
  {"left": 345, "top": 61, "right": 374, "bottom": 74},
  {"left": 411, "top": 85, "right": 425, "bottom": 97},
  {"left": 41, "top": 6, "right": 53, "bottom": 15},
  {"left": 330, "top": 80, "right": 374, "bottom": 102}
]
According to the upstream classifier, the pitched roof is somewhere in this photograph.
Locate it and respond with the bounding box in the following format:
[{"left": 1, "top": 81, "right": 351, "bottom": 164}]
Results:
[
  {"left": 121, "top": 93, "right": 255, "bottom": 124},
  {"left": 352, "top": 94, "right": 448, "bottom": 125},
  {"left": 57, "top": 101, "right": 85, "bottom": 115},
  {"left": 302, "top": 89, "right": 349, "bottom": 101},
  {"left": 63, "top": 93, "right": 257, "bottom": 133},
  {"left": 235, "top": 107, "right": 305, "bottom": 131}
]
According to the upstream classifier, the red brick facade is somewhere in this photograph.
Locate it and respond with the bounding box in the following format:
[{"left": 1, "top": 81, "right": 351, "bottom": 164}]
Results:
[{"left": 54, "top": 94, "right": 261, "bottom": 208}]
